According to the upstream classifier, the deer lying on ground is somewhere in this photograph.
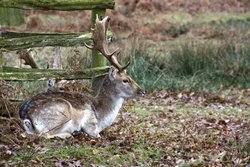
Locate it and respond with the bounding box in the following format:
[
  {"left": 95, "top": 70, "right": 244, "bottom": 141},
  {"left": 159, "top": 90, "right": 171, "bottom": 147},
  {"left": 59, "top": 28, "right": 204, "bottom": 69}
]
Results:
[{"left": 19, "top": 16, "right": 144, "bottom": 138}]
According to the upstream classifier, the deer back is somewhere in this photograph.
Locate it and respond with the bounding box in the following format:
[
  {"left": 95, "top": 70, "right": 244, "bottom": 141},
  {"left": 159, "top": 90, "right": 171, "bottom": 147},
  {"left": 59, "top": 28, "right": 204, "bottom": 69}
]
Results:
[{"left": 20, "top": 91, "right": 96, "bottom": 134}]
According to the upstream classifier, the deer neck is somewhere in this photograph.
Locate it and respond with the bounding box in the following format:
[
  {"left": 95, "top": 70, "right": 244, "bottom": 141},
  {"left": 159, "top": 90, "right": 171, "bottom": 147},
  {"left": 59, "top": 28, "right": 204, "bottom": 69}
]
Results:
[{"left": 94, "top": 85, "right": 124, "bottom": 131}]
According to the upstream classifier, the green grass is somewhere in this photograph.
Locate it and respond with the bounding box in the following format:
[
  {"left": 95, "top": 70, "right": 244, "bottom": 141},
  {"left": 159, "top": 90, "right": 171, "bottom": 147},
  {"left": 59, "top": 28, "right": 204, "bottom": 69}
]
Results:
[
  {"left": 10, "top": 138, "right": 165, "bottom": 166},
  {"left": 143, "top": 12, "right": 250, "bottom": 26},
  {"left": 215, "top": 18, "right": 250, "bottom": 31},
  {"left": 197, "top": 12, "right": 250, "bottom": 23},
  {"left": 127, "top": 41, "right": 250, "bottom": 92},
  {"left": 130, "top": 107, "right": 151, "bottom": 117}
]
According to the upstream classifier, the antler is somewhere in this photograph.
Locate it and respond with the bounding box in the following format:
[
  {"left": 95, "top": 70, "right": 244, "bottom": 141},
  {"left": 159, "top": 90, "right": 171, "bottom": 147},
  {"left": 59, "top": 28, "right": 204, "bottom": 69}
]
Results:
[
  {"left": 84, "top": 15, "right": 130, "bottom": 72},
  {"left": 104, "top": 50, "right": 130, "bottom": 71}
]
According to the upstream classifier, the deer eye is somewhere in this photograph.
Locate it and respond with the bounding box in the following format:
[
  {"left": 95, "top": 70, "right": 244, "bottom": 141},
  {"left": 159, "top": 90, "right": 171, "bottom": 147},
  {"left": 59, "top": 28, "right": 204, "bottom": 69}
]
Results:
[{"left": 123, "top": 79, "right": 129, "bottom": 83}]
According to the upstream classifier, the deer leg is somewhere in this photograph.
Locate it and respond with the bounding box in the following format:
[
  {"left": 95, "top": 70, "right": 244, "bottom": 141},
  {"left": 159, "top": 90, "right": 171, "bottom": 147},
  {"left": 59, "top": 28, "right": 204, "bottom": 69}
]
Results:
[
  {"left": 43, "top": 132, "right": 73, "bottom": 139},
  {"left": 82, "top": 122, "right": 100, "bottom": 138}
]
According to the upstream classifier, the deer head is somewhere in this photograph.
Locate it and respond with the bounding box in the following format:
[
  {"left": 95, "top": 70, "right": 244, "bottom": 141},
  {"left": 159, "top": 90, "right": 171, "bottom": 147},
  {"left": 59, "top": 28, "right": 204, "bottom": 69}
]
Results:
[{"left": 85, "top": 15, "right": 144, "bottom": 97}]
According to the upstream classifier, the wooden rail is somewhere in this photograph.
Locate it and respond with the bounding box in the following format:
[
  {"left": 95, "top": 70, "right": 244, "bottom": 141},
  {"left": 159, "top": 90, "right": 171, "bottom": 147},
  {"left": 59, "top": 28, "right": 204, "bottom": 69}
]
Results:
[
  {"left": 0, "top": 31, "right": 113, "bottom": 51},
  {"left": 0, "top": 66, "right": 109, "bottom": 81},
  {"left": 0, "top": 32, "right": 91, "bottom": 51},
  {"left": 0, "top": 0, "right": 115, "bottom": 10}
]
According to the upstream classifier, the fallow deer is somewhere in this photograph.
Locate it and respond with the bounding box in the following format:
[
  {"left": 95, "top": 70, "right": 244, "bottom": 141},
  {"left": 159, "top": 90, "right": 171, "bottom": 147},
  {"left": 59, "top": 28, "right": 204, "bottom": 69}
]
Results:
[{"left": 19, "top": 15, "right": 144, "bottom": 138}]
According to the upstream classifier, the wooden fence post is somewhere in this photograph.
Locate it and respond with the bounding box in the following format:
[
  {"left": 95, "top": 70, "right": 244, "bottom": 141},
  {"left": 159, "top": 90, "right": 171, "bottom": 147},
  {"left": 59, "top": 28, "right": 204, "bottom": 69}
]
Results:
[
  {"left": 0, "top": 7, "right": 24, "bottom": 26},
  {"left": 91, "top": 9, "right": 106, "bottom": 93}
]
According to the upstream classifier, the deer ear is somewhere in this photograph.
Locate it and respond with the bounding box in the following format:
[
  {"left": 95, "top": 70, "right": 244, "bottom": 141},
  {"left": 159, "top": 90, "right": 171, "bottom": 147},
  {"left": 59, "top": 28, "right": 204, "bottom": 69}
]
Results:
[{"left": 109, "top": 66, "right": 117, "bottom": 81}]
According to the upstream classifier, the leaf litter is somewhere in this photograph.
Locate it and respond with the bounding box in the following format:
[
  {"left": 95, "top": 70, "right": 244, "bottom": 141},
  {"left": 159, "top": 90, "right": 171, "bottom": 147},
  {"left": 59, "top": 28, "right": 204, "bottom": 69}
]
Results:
[{"left": 0, "top": 89, "right": 249, "bottom": 166}]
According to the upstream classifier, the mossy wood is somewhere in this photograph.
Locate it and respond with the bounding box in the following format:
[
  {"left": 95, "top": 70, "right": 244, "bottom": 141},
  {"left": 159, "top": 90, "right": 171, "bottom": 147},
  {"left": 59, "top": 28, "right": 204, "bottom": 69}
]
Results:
[
  {"left": 0, "top": 31, "right": 113, "bottom": 51},
  {"left": 0, "top": 32, "right": 91, "bottom": 51},
  {"left": 1, "top": 31, "right": 90, "bottom": 39},
  {"left": 0, "top": 7, "right": 24, "bottom": 26},
  {"left": 0, "top": 66, "right": 109, "bottom": 81},
  {"left": 0, "top": 0, "right": 114, "bottom": 10}
]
